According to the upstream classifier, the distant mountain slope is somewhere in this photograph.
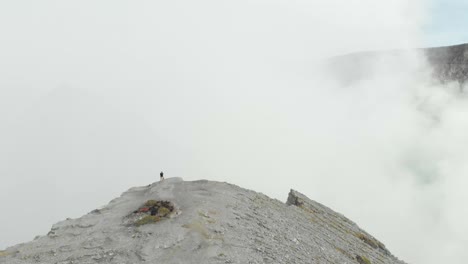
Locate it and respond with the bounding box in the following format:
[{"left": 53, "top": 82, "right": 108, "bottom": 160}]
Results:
[
  {"left": 327, "top": 43, "right": 468, "bottom": 87},
  {"left": 0, "top": 178, "right": 405, "bottom": 264},
  {"left": 425, "top": 43, "right": 468, "bottom": 84}
]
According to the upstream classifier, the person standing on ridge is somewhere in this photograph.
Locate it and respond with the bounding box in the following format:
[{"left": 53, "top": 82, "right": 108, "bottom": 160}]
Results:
[{"left": 160, "top": 171, "right": 164, "bottom": 181}]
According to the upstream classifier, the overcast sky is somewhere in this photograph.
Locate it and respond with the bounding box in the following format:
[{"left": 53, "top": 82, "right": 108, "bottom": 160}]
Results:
[{"left": 1, "top": 1, "right": 467, "bottom": 264}]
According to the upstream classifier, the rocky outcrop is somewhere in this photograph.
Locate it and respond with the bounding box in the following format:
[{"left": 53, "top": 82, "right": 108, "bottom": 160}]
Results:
[
  {"left": 287, "top": 190, "right": 394, "bottom": 260},
  {"left": 0, "top": 179, "right": 406, "bottom": 264}
]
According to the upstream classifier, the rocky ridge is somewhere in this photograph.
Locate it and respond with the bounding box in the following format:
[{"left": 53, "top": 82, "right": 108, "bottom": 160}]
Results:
[{"left": 0, "top": 178, "right": 406, "bottom": 264}]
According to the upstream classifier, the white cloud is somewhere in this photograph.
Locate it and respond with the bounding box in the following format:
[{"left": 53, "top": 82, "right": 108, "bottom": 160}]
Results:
[{"left": 1, "top": 1, "right": 467, "bottom": 263}]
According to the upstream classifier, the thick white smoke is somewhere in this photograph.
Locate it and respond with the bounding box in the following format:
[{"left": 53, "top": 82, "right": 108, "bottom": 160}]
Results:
[{"left": 1, "top": 0, "right": 467, "bottom": 263}]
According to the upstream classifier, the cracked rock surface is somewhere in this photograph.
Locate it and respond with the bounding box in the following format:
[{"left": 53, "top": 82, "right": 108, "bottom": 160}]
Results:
[{"left": 0, "top": 178, "right": 406, "bottom": 264}]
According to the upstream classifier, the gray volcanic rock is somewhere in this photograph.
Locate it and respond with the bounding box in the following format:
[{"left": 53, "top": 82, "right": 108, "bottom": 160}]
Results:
[{"left": 0, "top": 179, "right": 405, "bottom": 264}]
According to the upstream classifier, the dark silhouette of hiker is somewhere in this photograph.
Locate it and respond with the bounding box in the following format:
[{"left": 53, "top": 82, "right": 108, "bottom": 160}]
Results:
[{"left": 160, "top": 171, "right": 164, "bottom": 181}]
